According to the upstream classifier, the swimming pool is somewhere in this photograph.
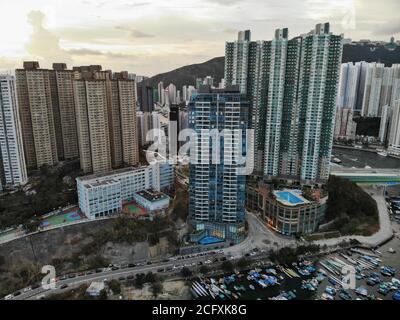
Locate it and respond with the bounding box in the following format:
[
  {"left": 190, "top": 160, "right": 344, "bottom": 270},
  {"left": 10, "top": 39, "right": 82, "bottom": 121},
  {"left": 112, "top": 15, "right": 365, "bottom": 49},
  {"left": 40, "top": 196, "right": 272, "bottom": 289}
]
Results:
[
  {"left": 275, "top": 190, "right": 307, "bottom": 206},
  {"left": 199, "top": 236, "right": 224, "bottom": 245}
]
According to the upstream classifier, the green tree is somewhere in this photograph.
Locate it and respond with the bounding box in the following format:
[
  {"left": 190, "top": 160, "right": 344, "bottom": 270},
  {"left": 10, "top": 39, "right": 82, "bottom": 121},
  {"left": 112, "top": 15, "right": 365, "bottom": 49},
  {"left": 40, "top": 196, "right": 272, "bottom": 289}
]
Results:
[
  {"left": 199, "top": 265, "right": 210, "bottom": 275},
  {"left": 180, "top": 267, "right": 192, "bottom": 278},
  {"left": 145, "top": 272, "right": 157, "bottom": 283},
  {"left": 236, "top": 258, "right": 249, "bottom": 270},
  {"left": 134, "top": 273, "right": 146, "bottom": 289},
  {"left": 151, "top": 281, "right": 163, "bottom": 297},
  {"left": 108, "top": 279, "right": 121, "bottom": 295},
  {"left": 221, "top": 261, "right": 234, "bottom": 273},
  {"left": 98, "top": 289, "right": 108, "bottom": 300}
]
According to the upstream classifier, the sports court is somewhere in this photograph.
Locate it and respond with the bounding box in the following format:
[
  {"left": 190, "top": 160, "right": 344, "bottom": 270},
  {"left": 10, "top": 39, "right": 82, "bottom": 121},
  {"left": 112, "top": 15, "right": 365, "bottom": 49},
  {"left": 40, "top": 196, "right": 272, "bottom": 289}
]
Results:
[
  {"left": 40, "top": 207, "right": 83, "bottom": 228},
  {"left": 122, "top": 201, "right": 147, "bottom": 216}
]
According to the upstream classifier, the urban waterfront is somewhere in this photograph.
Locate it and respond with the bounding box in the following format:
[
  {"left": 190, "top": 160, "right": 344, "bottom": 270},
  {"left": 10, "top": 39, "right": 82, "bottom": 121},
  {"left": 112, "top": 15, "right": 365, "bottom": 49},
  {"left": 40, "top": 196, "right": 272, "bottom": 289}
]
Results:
[
  {"left": 192, "top": 148, "right": 400, "bottom": 301},
  {"left": 332, "top": 147, "right": 400, "bottom": 169},
  {"left": 194, "top": 235, "right": 400, "bottom": 300}
]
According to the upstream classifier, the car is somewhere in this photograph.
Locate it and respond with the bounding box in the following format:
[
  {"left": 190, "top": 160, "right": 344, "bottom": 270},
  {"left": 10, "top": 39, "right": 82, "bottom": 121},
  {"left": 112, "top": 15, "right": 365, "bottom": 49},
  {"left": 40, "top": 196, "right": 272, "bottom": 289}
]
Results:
[
  {"left": 111, "top": 267, "right": 119, "bottom": 271},
  {"left": 68, "top": 274, "right": 76, "bottom": 278},
  {"left": 30, "top": 284, "right": 40, "bottom": 290},
  {"left": 4, "top": 294, "right": 13, "bottom": 300},
  {"left": 220, "top": 257, "right": 227, "bottom": 261},
  {"left": 78, "top": 272, "right": 85, "bottom": 276},
  {"left": 162, "top": 259, "right": 169, "bottom": 262},
  {"left": 86, "top": 271, "right": 94, "bottom": 275},
  {"left": 118, "top": 277, "right": 126, "bottom": 281},
  {"left": 157, "top": 268, "right": 164, "bottom": 272},
  {"left": 146, "top": 261, "right": 152, "bottom": 265},
  {"left": 121, "top": 264, "right": 128, "bottom": 269},
  {"left": 198, "top": 262, "right": 203, "bottom": 265},
  {"left": 13, "top": 291, "right": 21, "bottom": 297},
  {"left": 95, "top": 269, "right": 103, "bottom": 273},
  {"left": 127, "top": 275, "right": 134, "bottom": 280},
  {"left": 60, "top": 284, "right": 68, "bottom": 289},
  {"left": 128, "top": 263, "right": 136, "bottom": 268},
  {"left": 204, "top": 260, "right": 212, "bottom": 264}
]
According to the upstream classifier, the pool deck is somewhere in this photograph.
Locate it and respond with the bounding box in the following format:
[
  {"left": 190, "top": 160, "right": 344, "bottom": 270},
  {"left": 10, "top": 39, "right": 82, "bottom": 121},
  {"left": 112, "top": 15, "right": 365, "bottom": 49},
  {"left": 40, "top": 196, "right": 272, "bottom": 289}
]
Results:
[{"left": 274, "top": 189, "right": 310, "bottom": 207}]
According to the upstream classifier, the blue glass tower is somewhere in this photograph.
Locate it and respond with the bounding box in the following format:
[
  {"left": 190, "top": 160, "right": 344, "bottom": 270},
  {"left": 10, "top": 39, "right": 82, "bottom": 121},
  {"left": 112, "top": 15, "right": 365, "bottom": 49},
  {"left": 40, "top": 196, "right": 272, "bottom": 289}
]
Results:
[{"left": 188, "top": 86, "right": 249, "bottom": 244}]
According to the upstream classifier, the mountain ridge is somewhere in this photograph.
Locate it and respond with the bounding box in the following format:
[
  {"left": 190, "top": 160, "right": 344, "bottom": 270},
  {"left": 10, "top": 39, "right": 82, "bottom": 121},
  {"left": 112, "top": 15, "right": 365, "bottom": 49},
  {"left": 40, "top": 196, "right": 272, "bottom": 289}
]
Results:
[{"left": 148, "top": 43, "right": 400, "bottom": 90}]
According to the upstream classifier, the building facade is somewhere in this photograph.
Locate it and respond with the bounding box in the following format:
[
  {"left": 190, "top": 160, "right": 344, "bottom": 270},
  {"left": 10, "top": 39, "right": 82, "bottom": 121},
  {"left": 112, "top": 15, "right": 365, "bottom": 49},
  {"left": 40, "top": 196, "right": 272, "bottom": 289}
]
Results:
[
  {"left": 77, "top": 160, "right": 174, "bottom": 219},
  {"left": 0, "top": 75, "right": 28, "bottom": 190},
  {"left": 334, "top": 107, "right": 357, "bottom": 141},
  {"left": 388, "top": 101, "right": 400, "bottom": 156},
  {"left": 73, "top": 66, "right": 139, "bottom": 174},
  {"left": 225, "top": 24, "right": 342, "bottom": 185},
  {"left": 188, "top": 86, "right": 248, "bottom": 244},
  {"left": 15, "top": 62, "right": 59, "bottom": 169}
]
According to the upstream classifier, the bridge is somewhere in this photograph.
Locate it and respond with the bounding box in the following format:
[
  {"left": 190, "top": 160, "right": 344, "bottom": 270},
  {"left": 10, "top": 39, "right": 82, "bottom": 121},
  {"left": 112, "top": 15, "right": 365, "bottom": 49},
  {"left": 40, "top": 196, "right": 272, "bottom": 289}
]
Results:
[{"left": 330, "top": 168, "right": 400, "bottom": 184}]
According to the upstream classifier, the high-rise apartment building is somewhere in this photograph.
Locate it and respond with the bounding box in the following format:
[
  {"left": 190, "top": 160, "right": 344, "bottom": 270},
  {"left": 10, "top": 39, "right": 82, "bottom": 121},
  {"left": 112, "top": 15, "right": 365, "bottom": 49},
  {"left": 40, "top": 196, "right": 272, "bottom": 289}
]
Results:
[
  {"left": 388, "top": 100, "right": 400, "bottom": 156},
  {"left": 188, "top": 86, "right": 248, "bottom": 244},
  {"left": 51, "top": 63, "right": 79, "bottom": 160},
  {"left": 0, "top": 75, "right": 28, "bottom": 190},
  {"left": 73, "top": 66, "right": 139, "bottom": 174},
  {"left": 225, "top": 23, "right": 342, "bottom": 184},
  {"left": 361, "top": 63, "right": 400, "bottom": 117},
  {"left": 15, "top": 62, "right": 59, "bottom": 169},
  {"left": 334, "top": 107, "right": 357, "bottom": 140},
  {"left": 379, "top": 105, "right": 392, "bottom": 144}
]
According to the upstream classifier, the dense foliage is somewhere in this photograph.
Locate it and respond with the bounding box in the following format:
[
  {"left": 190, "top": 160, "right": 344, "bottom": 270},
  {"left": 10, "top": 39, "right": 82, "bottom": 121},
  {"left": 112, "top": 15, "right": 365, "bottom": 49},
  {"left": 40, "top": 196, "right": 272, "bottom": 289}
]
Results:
[
  {"left": 0, "top": 163, "right": 80, "bottom": 229},
  {"left": 326, "top": 176, "right": 379, "bottom": 235}
]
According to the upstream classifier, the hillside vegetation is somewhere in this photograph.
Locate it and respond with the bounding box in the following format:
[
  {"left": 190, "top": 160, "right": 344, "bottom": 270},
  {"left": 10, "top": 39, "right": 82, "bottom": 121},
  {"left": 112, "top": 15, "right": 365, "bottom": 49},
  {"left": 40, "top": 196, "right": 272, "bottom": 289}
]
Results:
[{"left": 325, "top": 176, "right": 379, "bottom": 236}]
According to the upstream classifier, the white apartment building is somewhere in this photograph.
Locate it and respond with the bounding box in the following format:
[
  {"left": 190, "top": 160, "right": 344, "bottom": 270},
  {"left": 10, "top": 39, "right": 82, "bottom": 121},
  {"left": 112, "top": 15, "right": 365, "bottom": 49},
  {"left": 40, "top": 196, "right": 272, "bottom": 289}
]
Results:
[
  {"left": 0, "top": 75, "right": 28, "bottom": 190},
  {"left": 76, "top": 160, "right": 174, "bottom": 219},
  {"left": 388, "top": 101, "right": 400, "bottom": 156}
]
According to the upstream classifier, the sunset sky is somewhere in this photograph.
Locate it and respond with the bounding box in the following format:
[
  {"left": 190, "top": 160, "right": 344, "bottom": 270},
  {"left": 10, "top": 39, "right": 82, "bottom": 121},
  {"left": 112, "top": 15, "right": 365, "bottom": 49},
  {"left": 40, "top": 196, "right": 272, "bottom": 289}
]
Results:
[{"left": 1, "top": 0, "right": 399, "bottom": 76}]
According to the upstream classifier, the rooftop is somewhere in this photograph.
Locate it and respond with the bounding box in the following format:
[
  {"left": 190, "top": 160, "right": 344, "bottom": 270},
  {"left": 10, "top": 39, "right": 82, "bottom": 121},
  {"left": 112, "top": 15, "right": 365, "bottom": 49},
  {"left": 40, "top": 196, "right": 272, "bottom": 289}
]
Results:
[{"left": 135, "top": 189, "right": 169, "bottom": 202}]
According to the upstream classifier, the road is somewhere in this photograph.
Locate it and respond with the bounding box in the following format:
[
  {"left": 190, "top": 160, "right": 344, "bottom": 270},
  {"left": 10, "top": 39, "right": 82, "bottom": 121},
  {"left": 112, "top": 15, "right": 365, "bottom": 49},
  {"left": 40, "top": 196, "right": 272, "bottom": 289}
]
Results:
[
  {"left": 7, "top": 185, "right": 394, "bottom": 300},
  {"left": 315, "top": 185, "right": 394, "bottom": 248},
  {"left": 223, "top": 211, "right": 296, "bottom": 256},
  {"left": 10, "top": 211, "right": 292, "bottom": 301},
  {"left": 10, "top": 251, "right": 226, "bottom": 300}
]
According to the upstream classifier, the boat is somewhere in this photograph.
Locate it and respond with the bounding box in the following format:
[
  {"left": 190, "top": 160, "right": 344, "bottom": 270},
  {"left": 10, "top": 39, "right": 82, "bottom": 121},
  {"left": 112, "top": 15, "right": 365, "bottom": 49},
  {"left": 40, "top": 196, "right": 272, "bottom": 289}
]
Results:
[
  {"left": 377, "top": 151, "right": 388, "bottom": 157},
  {"left": 321, "top": 293, "right": 334, "bottom": 300},
  {"left": 331, "top": 157, "right": 342, "bottom": 164},
  {"left": 339, "top": 289, "right": 352, "bottom": 300},
  {"left": 355, "top": 286, "right": 368, "bottom": 297},
  {"left": 325, "top": 286, "right": 336, "bottom": 296},
  {"left": 388, "top": 247, "right": 396, "bottom": 254},
  {"left": 381, "top": 266, "right": 396, "bottom": 277},
  {"left": 249, "top": 284, "right": 255, "bottom": 290},
  {"left": 378, "top": 284, "right": 390, "bottom": 295}
]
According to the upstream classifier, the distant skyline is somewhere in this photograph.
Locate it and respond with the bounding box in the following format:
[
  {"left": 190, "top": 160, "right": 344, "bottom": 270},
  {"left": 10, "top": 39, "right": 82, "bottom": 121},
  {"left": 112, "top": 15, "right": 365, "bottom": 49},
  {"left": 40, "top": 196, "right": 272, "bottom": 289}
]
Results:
[{"left": 1, "top": 0, "right": 399, "bottom": 76}]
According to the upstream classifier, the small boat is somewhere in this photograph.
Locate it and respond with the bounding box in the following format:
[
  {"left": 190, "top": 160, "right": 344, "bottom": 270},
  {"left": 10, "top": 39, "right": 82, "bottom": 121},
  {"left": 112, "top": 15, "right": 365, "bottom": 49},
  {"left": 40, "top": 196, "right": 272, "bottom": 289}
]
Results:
[
  {"left": 388, "top": 248, "right": 396, "bottom": 254},
  {"left": 339, "top": 289, "right": 352, "bottom": 300},
  {"left": 377, "top": 151, "right": 388, "bottom": 157},
  {"left": 321, "top": 293, "right": 334, "bottom": 300},
  {"left": 355, "top": 286, "right": 368, "bottom": 297},
  {"left": 249, "top": 284, "right": 255, "bottom": 290},
  {"left": 325, "top": 286, "right": 336, "bottom": 296}
]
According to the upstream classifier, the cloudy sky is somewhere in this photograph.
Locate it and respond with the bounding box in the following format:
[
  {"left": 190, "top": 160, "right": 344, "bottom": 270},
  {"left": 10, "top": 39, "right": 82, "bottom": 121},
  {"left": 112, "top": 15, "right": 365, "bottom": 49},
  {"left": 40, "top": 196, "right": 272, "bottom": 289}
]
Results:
[{"left": 0, "top": 0, "right": 399, "bottom": 76}]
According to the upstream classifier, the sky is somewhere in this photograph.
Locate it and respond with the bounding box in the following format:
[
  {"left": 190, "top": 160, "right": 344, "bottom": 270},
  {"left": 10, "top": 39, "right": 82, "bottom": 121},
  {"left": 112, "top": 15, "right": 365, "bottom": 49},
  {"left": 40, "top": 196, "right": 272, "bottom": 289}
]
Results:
[{"left": 0, "top": 0, "right": 399, "bottom": 76}]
